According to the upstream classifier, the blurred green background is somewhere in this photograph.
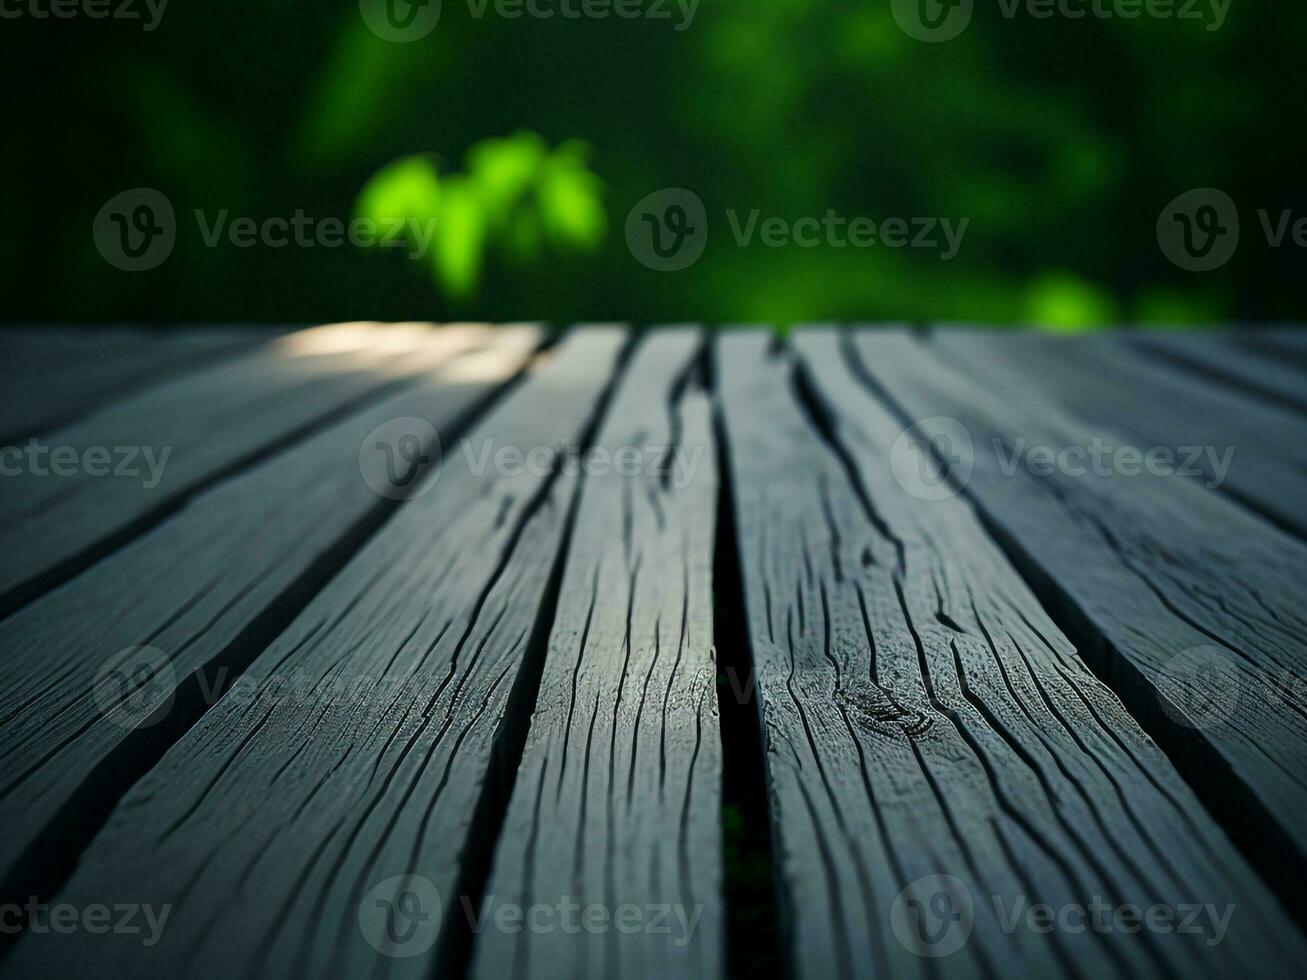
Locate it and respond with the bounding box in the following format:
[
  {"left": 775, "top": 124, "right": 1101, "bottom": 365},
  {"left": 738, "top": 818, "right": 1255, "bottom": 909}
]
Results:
[{"left": 3, "top": 0, "right": 1302, "bottom": 329}]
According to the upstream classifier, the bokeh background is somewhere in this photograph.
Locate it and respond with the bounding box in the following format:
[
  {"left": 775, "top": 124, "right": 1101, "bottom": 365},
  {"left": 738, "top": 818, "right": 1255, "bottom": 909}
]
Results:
[{"left": 3, "top": 0, "right": 1303, "bottom": 329}]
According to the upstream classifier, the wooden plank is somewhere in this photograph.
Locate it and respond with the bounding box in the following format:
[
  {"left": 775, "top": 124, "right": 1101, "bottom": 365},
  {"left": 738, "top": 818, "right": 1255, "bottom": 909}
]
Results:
[
  {"left": 0, "top": 326, "right": 157, "bottom": 370},
  {"left": 468, "top": 329, "right": 723, "bottom": 980},
  {"left": 852, "top": 327, "right": 1307, "bottom": 914},
  {"left": 935, "top": 330, "right": 1307, "bottom": 536},
  {"left": 0, "top": 327, "right": 542, "bottom": 921},
  {"left": 0, "top": 322, "right": 491, "bottom": 613},
  {"left": 0, "top": 325, "right": 183, "bottom": 365},
  {"left": 4, "top": 327, "right": 627, "bottom": 980},
  {"left": 0, "top": 326, "right": 270, "bottom": 443},
  {"left": 717, "top": 328, "right": 1305, "bottom": 977},
  {"left": 1236, "top": 327, "right": 1307, "bottom": 368},
  {"left": 1126, "top": 331, "right": 1307, "bottom": 414}
]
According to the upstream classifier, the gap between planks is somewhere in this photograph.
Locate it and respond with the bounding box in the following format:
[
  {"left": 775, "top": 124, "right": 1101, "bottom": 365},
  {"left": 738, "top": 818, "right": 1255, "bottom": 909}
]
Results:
[
  {"left": 0, "top": 326, "right": 546, "bottom": 948},
  {"left": 0, "top": 323, "right": 505, "bottom": 620},
  {"left": 1, "top": 327, "right": 631, "bottom": 980}
]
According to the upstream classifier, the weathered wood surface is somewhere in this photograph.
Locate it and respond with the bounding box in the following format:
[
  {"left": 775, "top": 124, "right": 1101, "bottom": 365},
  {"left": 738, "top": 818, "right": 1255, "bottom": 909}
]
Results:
[
  {"left": 4, "top": 328, "right": 627, "bottom": 980},
  {"left": 0, "top": 327, "right": 542, "bottom": 917},
  {"left": 1237, "top": 327, "right": 1307, "bottom": 366},
  {"left": 1, "top": 323, "right": 1306, "bottom": 980},
  {"left": 0, "top": 322, "right": 491, "bottom": 612},
  {"left": 1127, "top": 331, "right": 1307, "bottom": 414},
  {"left": 855, "top": 328, "right": 1307, "bottom": 911},
  {"left": 935, "top": 330, "right": 1307, "bottom": 536},
  {"left": 716, "top": 328, "right": 1305, "bottom": 978},
  {"left": 469, "top": 329, "right": 722, "bottom": 980},
  {"left": 0, "top": 326, "right": 270, "bottom": 443}
]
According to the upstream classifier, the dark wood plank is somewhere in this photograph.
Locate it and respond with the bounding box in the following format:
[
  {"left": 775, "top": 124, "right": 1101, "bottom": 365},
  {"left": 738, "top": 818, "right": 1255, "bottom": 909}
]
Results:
[
  {"left": 469, "top": 328, "right": 722, "bottom": 980},
  {"left": 0, "top": 327, "right": 542, "bottom": 919},
  {"left": 935, "top": 330, "right": 1307, "bottom": 537},
  {"left": 0, "top": 326, "right": 270, "bottom": 443},
  {"left": 0, "top": 326, "right": 197, "bottom": 367},
  {"left": 0, "top": 327, "right": 163, "bottom": 376},
  {"left": 0, "top": 323, "right": 492, "bottom": 612},
  {"left": 1236, "top": 327, "right": 1307, "bottom": 368},
  {"left": 715, "top": 327, "right": 1305, "bottom": 978},
  {"left": 3, "top": 327, "right": 627, "bottom": 980},
  {"left": 1126, "top": 331, "right": 1307, "bottom": 414},
  {"left": 853, "top": 327, "right": 1307, "bottom": 915}
]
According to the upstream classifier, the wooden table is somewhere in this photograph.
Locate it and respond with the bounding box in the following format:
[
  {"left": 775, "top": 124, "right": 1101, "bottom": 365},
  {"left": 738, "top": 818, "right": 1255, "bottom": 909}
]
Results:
[{"left": 0, "top": 323, "right": 1304, "bottom": 979}]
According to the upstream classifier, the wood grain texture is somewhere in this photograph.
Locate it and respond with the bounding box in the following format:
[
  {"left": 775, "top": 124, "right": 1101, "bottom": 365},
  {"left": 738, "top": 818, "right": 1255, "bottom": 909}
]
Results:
[
  {"left": 0, "top": 322, "right": 491, "bottom": 611},
  {"left": 716, "top": 328, "right": 1305, "bottom": 978},
  {"left": 2, "top": 327, "right": 627, "bottom": 980},
  {"left": 0, "top": 326, "right": 270, "bottom": 442},
  {"left": 0, "top": 327, "right": 542, "bottom": 916},
  {"left": 853, "top": 327, "right": 1307, "bottom": 913},
  {"left": 935, "top": 330, "right": 1307, "bottom": 537},
  {"left": 1237, "top": 328, "right": 1307, "bottom": 368},
  {"left": 1126, "top": 331, "right": 1307, "bottom": 414},
  {"left": 469, "top": 329, "right": 722, "bottom": 980}
]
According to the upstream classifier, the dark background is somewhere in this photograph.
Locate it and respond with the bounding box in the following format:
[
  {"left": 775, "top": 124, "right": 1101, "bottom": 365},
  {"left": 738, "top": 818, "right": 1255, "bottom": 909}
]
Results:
[{"left": 2, "top": 0, "right": 1303, "bottom": 329}]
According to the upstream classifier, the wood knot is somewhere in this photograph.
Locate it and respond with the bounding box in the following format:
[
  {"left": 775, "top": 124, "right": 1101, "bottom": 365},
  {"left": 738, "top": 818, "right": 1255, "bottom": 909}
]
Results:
[{"left": 836, "top": 683, "right": 935, "bottom": 740}]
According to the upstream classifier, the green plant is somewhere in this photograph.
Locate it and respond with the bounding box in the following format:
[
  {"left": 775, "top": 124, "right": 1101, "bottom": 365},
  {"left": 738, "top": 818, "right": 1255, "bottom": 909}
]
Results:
[{"left": 354, "top": 131, "right": 606, "bottom": 304}]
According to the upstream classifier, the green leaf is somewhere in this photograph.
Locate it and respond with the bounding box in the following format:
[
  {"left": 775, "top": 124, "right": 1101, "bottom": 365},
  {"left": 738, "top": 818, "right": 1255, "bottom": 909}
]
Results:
[
  {"left": 468, "top": 131, "right": 547, "bottom": 225},
  {"left": 356, "top": 133, "right": 606, "bottom": 302},
  {"left": 537, "top": 156, "right": 605, "bottom": 251},
  {"left": 432, "top": 178, "right": 486, "bottom": 300},
  {"left": 354, "top": 154, "right": 441, "bottom": 230}
]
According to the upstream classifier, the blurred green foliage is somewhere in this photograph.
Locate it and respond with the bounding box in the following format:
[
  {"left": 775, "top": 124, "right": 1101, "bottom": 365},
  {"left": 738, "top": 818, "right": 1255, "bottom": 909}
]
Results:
[
  {"left": 2, "top": 0, "right": 1302, "bottom": 327},
  {"left": 354, "top": 134, "right": 604, "bottom": 300}
]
